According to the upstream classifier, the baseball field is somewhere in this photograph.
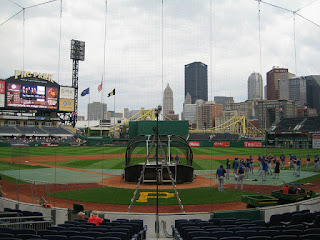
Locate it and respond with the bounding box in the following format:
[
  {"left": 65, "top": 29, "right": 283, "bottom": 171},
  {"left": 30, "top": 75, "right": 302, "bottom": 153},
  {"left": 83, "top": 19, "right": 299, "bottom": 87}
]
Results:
[{"left": 0, "top": 146, "right": 319, "bottom": 213}]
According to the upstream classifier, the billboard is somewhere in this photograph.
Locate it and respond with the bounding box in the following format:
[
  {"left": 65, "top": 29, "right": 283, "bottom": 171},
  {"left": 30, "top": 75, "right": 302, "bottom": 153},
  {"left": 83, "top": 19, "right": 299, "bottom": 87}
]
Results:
[
  {"left": 60, "top": 86, "right": 75, "bottom": 99},
  {"left": 213, "top": 142, "right": 230, "bottom": 147},
  {"left": 6, "top": 83, "right": 58, "bottom": 110},
  {"left": 59, "top": 99, "right": 75, "bottom": 112}
]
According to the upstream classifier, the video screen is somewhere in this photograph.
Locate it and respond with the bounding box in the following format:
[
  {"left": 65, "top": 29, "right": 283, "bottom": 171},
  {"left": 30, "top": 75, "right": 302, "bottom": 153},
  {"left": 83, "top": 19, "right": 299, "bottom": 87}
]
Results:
[{"left": 6, "top": 83, "right": 58, "bottom": 109}]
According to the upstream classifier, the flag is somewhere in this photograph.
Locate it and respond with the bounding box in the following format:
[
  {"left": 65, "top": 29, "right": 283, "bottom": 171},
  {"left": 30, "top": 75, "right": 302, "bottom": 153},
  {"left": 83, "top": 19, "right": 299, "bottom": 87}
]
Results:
[
  {"left": 98, "top": 82, "right": 103, "bottom": 92},
  {"left": 108, "top": 88, "right": 115, "bottom": 97},
  {"left": 81, "top": 88, "right": 89, "bottom": 96}
]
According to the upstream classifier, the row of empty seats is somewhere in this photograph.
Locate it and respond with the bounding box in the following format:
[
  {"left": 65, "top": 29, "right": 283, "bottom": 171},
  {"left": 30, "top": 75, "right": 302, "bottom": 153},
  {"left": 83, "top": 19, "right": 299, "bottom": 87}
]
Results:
[
  {"left": 0, "top": 126, "right": 73, "bottom": 137},
  {"left": 172, "top": 210, "right": 320, "bottom": 240},
  {"left": 0, "top": 211, "right": 146, "bottom": 240}
]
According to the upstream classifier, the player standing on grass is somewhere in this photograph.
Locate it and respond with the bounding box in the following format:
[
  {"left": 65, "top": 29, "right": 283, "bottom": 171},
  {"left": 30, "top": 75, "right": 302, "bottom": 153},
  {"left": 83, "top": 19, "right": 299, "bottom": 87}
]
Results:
[
  {"left": 280, "top": 153, "right": 285, "bottom": 169},
  {"left": 235, "top": 162, "right": 245, "bottom": 190},
  {"left": 226, "top": 159, "right": 231, "bottom": 179},
  {"left": 216, "top": 165, "right": 226, "bottom": 192},
  {"left": 306, "top": 154, "right": 311, "bottom": 170}
]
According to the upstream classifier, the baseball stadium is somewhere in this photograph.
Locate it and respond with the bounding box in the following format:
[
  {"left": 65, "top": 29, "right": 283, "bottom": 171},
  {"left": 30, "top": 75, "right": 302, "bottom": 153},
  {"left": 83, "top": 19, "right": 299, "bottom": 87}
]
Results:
[{"left": 2, "top": 1, "right": 320, "bottom": 240}]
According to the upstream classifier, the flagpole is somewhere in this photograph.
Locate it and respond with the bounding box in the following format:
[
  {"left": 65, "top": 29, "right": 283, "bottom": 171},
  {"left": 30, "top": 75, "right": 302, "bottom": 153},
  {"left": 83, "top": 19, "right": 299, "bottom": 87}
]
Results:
[
  {"left": 88, "top": 87, "right": 90, "bottom": 137},
  {"left": 113, "top": 91, "right": 115, "bottom": 138},
  {"left": 100, "top": 75, "right": 103, "bottom": 137}
]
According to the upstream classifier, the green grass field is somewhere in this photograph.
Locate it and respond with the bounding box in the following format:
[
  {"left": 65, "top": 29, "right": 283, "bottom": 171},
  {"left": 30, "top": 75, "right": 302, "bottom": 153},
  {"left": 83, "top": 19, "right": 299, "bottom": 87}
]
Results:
[{"left": 1, "top": 146, "right": 320, "bottom": 206}]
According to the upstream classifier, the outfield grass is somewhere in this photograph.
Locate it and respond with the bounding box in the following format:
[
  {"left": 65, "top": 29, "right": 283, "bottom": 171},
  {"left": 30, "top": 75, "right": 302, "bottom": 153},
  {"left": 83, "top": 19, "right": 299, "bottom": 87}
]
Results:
[{"left": 51, "top": 186, "right": 258, "bottom": 205}]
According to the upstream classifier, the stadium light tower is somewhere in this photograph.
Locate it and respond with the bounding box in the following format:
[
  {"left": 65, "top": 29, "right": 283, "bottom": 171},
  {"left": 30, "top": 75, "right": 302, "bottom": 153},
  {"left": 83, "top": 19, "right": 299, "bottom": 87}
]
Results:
[{"left": 70, "top": 39, "right": 85, "bottom": 127}]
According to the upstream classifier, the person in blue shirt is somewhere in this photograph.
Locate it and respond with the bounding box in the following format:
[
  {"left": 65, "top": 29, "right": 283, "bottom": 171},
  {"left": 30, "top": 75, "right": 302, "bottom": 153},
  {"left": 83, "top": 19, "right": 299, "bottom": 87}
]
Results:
[
  {"left": 296, "top": 158, "right": 301, "bottom": 176},
  {"left": 175, "top": 154, "right": 180, "bottom": 164},
  {"left": 289, "top": 154, "right": 294, "bottom": 169},
  {"left": 267, "top": 156, "right": 273, "bottom": 175},
  {"left": 280, "top": 154, "right": 285, "bottom": 169},
  {"left": 245, "top": 158, "right": 250, "bottom": 179},
  {"left": 226, "top": 159, "right": 231, "bottom": 179},
  {"left": 216, "top": 165, "right": 226, "bottom": 192},
  {"left": 262, "top": 158, "right": 268, "bottom": 181},
  {"left": 306, "top": 154, "right": 310, "bottom": 170},
  {"left": 314, "top": 155, "right": 319, "bottom": 172},
  {"left": 249, "top": 156, "right": 254, "bottom": 173},
  {"left": 233, "top": 157, "right": 239, "bottom": 177},
  {"left": 235, "top": 162, "right": 245, "bottom": 190}
]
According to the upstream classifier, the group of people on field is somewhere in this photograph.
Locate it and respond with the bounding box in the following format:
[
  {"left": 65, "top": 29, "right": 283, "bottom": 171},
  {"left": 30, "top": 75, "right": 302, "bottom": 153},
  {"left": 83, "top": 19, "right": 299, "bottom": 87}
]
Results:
[{"left": 216, "top": 153, "right": 320, "bottom": 192}]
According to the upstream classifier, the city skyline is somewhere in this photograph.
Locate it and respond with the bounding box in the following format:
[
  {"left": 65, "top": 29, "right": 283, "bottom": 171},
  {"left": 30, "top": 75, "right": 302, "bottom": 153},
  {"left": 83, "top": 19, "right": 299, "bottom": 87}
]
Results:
[{"left": 1, "top": 1, "right": 320, "bottom": 118}]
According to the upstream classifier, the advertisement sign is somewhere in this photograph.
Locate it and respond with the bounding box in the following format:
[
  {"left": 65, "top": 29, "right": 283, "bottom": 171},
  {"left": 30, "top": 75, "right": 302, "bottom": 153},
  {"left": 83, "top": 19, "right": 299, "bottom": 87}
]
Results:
[
  {"left": 244, "top": 142, "right": 262, "bottom": 148},
  {"left": 59, "top": 99, "right": 75, "bottom": 112},
  {"left": 0, "top": 80, "right": 5, "bottom": 94},
  {"left": 213, "top": 142, "right": 230, "bottom": 147},
  {"left": 312, "top": 134, "right": 320, "bottom": 149},
  {"left": 6, "top": 83, "right": 58, "bottom": 110},
  {"left": 189, "top": 141, "right": 200, "bottom": 147},
  {"left": 60, "top": 86, "right": 75, "bottom": 99},
  {"left": 0, "top": 94, "right": 4, "bottom": 108},
  {"left": 10, "top": 142, "right": 29, "bottom": 147}
]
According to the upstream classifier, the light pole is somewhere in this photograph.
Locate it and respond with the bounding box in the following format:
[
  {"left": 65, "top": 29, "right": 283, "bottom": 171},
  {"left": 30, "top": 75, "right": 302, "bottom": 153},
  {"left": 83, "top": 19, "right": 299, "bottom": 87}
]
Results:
[{"left": 154, "top": 105, "right": 162, "bottom": 238}]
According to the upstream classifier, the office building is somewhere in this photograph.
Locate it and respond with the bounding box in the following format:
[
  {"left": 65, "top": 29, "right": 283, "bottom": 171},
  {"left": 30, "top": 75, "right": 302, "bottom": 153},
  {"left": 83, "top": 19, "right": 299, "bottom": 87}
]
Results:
[
  {"left": 256, "top": 99, "right": 296, "bottom": 129},
  {"left": 266, "top": 67, "right": 295, "bottom": 100},
  {"left": 248, "top": 72, "right": 263, "bottom": 100},
  {"left": 88, "top": 102, "right": 107, "bottom": 121},
  {"left": 288, "top": 77, "right": 307, "bottom": 107},
  {"left": 214, "top": 96, "right": 234, "bottom": 111},
  {"left": 163, "top": 83, "right": 174, "bottom": 117},
  {"left": 185, "top": 62, "right": 208, "bottom": 104}
]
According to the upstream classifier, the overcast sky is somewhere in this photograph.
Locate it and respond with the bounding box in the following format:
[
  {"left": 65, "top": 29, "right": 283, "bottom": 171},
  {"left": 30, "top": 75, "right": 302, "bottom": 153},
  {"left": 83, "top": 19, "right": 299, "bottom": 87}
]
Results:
[{"left": 1, "top": 0, "right": 320, "bottom": 118}]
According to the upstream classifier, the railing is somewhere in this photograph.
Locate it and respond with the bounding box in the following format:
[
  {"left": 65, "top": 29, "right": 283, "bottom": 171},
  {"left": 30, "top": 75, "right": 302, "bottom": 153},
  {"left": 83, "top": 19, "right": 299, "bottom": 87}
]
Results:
[{"left": 0, "top": 215, "right": 53, "bottom": 230}]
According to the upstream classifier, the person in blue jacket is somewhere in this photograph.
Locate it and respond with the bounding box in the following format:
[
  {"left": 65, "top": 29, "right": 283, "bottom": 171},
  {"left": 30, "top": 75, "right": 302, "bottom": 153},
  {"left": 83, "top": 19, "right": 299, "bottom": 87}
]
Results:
[
  {"left": 235, "top": 162, "right": 245, "bottom": 190},
  {"left": 226, "top": 159, "right": 231, "bottom": 179},
  {"left": 233, "top": 157, "right": 239, "bottom": 177},
  {"left": 262, "top": 158, "right": 268, "bottom": 181},
  {"left": 216, "top": 165, "right": 226, "bottom": 192}
]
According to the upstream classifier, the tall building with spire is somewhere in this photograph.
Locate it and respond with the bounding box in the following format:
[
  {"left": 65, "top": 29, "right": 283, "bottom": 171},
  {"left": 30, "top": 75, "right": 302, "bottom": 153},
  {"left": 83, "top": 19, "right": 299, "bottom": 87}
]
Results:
[
  {"left": 248, "top": 72, "right": 263, "bottom": 100},
  {"left": 185, "top": 62, "right": 208, "bottom": 104},
  {"left": 163, "top": 83, "right": 174, "bottom": 117}
]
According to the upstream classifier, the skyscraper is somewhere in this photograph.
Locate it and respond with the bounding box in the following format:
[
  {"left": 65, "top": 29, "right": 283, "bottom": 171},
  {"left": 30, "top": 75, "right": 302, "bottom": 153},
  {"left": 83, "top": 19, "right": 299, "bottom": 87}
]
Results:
[
  {"left": 185, "top": 62, "right": 208, "bottom": 104},
  {"left": 163, "top": 83, "right": 174, "bottom": 117},
  {"left": 266, "top": 67, "right": 295, "bottom": 100},
  {"left": 248, "top": 72, "right": 263, "bottom": 100}
]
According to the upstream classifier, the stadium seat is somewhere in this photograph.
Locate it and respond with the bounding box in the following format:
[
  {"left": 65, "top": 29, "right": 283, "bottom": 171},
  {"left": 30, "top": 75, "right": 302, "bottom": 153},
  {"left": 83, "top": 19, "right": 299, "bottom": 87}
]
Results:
[
  {"left": 104, "top": 232, "right": 127, "bottom": 240},
  {"left": 282, "top": 229, "right": 302, "bottom": 236},
  {"left": 12, "top": 229, "right": 37, "bottom": 236},
  {"left": 111, "top": 228, "right": 130, "bottom": 240},
  {"left": 16, "top": 234, "right": 41, "bottom": 240},
  {"left": 69, "top": 236, "right": 94, "bottom": 240},
  {"left": 303, "top": 228, "right": 320, "bottom": 234},
  {"left": 219, "top": 237, "right": 244, "bottom": 240},
  {"left": 45, "top": 235, "right": 68, "bottom": 240},
  {"left": 210, "top": 230, "right": 233, "bottom": 239},
  {"left": 192, "top": 237, "right": 218, "bottom": 240},
  {"left": 187, "top": 231, "right": 210, "bottom": 240},
  {"left": 0, "top": 233, "right": 15, "bottom": 238},
  {"left": 299, "top": 233, "right": 320, "bottom": 239},
  {"left": 59, "top": 230, "right": 81, "bottom": 238},
  {"left": 227, "top": 227, "right": 246, "bottom": 232},
  {"left": 268, "top": 214, "right": 282, "bottom": 226},
  {"left": 0, "top": 228, "right": 14, "bottom": 234},
  {"left": 267, "top": 225, "right": 285, "bottom": 231},
  {"left": 255, "top": 230, "right": 280, "bottom": 237},
  {"left": 272, "top": 235, "right": 299, "bottom": 240},
  {"left": 96, "top": 237, "right": 122, "bottom": 240},
  {"left": 248, "top": 226, "right": 267, "bottom": 231},
  {"left": 234, "top": 230, "right": 257, "bottom": 239},
  {"left": 68, "top": 227, "right": 86, "bottom": 232},
  {"left": 47, "top": 226, "right": 66, "bottom": 231},
  {"left": 246, "top": 236, "right": 272, "bottom": 240},
  {"left": 251, "top": 220, "right": 266, "bottom": 226},
  {"left": 82, "top": 231, "right": 105, "bottom": 239},
  {"left": 37, "top": 230, "right": 58, "bottom": 237}
]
